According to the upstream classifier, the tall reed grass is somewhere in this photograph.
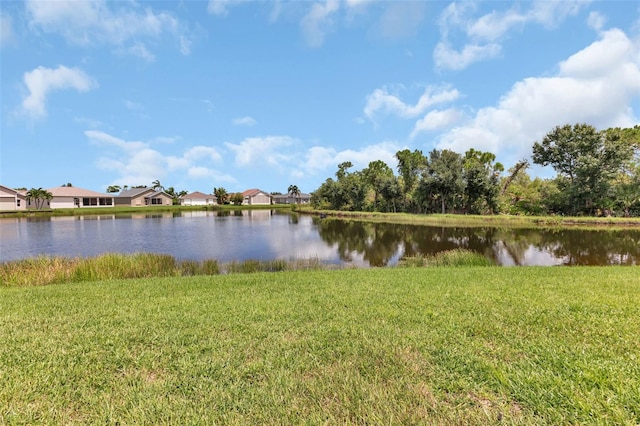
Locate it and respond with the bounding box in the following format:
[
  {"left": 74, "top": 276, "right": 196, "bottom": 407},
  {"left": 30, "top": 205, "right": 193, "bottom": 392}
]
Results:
[
  {"left": 398, "top": 249, "right": 494, "bottom": 267},
  {"left": 0, "top": 253, "right": 328, "bottom": 287}
]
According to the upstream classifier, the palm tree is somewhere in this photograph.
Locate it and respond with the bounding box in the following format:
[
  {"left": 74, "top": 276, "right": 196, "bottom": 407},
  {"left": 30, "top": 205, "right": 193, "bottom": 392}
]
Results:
[
  {"left": 213, "top": 187, "right": 229, "bottom": 205},
  {"left": 26, "top": 188, "right": 53, "bottom": 210},
  {"left": 288, "top": 184, "right": 301, "bottom": 204},
  {"left": 151, "top": 179, "right": 164, "bottom": 192},
  {"left": 106, "top": 185, "right": 121, "bottom": 193}
]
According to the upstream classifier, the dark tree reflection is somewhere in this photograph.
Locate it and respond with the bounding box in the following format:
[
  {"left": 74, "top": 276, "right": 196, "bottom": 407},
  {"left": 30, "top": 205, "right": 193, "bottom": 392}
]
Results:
[{"left": 313, "top": 218, "right": 640, "bottom": 266}]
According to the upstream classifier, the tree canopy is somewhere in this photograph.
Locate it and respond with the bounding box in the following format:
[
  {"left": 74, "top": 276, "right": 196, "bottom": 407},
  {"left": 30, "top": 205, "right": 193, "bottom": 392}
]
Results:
[{"left": 311, "top": 123, "right": 640, "bottom": 217}]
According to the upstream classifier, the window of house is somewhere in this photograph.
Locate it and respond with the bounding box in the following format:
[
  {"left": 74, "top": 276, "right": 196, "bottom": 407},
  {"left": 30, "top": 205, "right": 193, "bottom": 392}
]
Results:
[{"left": 17, "top": 200, "right": 21, "bottom": 207}]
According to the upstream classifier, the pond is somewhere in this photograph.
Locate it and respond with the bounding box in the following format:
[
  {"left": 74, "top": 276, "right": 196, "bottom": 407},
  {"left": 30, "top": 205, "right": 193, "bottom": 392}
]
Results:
[{"left": 1, "top": 210, "right": 639, "bottom": 266}]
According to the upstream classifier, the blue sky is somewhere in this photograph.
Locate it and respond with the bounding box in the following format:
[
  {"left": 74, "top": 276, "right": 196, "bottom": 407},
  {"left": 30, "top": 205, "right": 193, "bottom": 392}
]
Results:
[{"left": 2, "top": 1, "right": 640, "bottom": 195}]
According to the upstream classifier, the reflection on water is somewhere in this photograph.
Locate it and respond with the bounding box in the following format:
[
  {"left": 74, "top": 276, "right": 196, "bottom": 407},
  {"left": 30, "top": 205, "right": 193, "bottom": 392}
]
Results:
[
  {"left": 313, "top": 219, "right": 640, "bottom": 266},
  {"left": 1, "top": 211, "right": 638, "bottom": 266}
]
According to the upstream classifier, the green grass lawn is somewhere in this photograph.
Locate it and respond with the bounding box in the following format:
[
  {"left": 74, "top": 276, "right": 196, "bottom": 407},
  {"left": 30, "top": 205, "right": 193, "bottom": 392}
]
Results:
[{"left": 1, "top": 267, "right": 639, "bottom": 424}]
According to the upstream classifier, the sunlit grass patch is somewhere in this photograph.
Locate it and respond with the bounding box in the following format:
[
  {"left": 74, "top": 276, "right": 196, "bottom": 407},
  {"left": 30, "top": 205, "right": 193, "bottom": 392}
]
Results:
[{"left": 1, "top": 267, "right": 638, "bottom": 423}]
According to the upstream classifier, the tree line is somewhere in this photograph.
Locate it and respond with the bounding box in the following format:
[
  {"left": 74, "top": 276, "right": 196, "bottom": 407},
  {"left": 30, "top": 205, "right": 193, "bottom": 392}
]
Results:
[{"left": 312, "top": 123, "right": 640, "bottom": 217}]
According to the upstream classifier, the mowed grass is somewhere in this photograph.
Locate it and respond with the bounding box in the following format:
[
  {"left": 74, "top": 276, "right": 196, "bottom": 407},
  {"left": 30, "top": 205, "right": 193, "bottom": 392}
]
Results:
[{"left": 1, "top": 267, "right": 639, "bottom": 424}]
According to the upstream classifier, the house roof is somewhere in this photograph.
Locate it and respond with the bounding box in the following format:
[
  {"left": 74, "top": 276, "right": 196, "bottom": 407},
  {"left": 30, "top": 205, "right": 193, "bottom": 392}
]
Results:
[
  {"left": 0, "top": 185, "right": 25, "bottom": 197},
  {"left": 180, "top": 191, "right": 215, "bottom": 199},
  {"left": 118, "top": 188, "right": 154, "bottom": 198},
  {"left": 46, "top": 186, "right": 112, "bottom": 197},
  {"left": 242, "top": 189, "right": 269, "bottom": 197}
]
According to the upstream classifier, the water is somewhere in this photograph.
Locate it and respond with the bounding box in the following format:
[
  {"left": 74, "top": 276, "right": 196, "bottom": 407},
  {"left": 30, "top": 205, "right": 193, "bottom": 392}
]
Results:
[{"left": 1, "top": 210, "right": 639, "bottom": 266}]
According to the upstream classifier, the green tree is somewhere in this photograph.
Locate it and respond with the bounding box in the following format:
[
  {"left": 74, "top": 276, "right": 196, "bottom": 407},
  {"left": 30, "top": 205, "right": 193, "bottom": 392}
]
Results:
[
  {"left": 230, "top": 192, "right": 244, "bottom": 205},
  {"left": 106, "top": 185, "right": 121, "bottom": 193},
  {"left": 164, "top": 187, "right": 186, "bottom": 205},
  {"left": 26, "top": 188, "right": 53, "bottom": 210},
  {"left": 336, "top": 162, "right": 366, "bottom": 211},
  {"left": 311, "top": 178, "right": 341, "bottom": 209},
  {"left": 395, "top": 149, "right": 426, "bottom": 212},
  {"left": 532, "top": 123, "right": 635, "bottom": 215},
  {"left": 312, "top": 162, "right": 366, "bottom": 211},
  {"left": 214, "top": 187, "right": 229, "bottom": 205},
  {"left": 499, "top": 171, "right": 559, "bottom": 216},
  {"left": 462, "top": 148, "right": 504, "bottom": 214},
  {"left": 378, "top": 174, "right": 402, "bottom": 213},
  {"left": 607, "top": 125, "right": 640, "bottom": 216},
  {"left": 362, "top": 160, "right": 395, "bottom": 211},
  {"left": 418, "top": 149, "right": 464, "bottom": 214}
]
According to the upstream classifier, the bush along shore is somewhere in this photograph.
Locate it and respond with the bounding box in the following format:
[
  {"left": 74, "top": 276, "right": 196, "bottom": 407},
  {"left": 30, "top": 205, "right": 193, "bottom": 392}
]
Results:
[{"left": 0, "top": 250, "right": 493, "bottom": 287}]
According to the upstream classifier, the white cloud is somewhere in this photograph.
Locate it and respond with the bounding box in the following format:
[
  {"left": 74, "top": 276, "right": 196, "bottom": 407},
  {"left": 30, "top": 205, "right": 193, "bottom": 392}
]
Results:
[
  {"left": 125, "top": 42, "right": 155, "bottom": 62},
  {"left": 436, "top": 28, "right": 640, "bottom": 166},
  {"left": 179, "top": 35, "right": 192, "bottom": 55},
  {"left": 188, "top": 166, "right": 236, "bottom": 183},
  {"left": 96, "top": 147, "right": 167, "bottom": 186},
  {"left": 232, "top": 116, "right": 257, "bottom": 126},
  {"left": 364, "top": 85, "right": 460, "bottom": 121},
  {"left": 527, "top": 0, "right": 586, "bottom": 28},
  {"left": 21, "top": 65, "right": 97, "bottom": 118},
  {"left": 26, "top": 0, "right": 191, "bottom": 58},
  {"left": 207, "top": 0, "right": 249, "bottom": 16},
  {"left": 300, "top": 0, "right": 340, "bottom": 47},
  {"left": 558, "top": 28, "right": 632, "bottom": 78},
  {"left": 184, "top": 146, "right": 222, "bottom": 162},
  {"left": 86, "top": 130, "right": 226, "bottom": 185},
  {"left": 411, "top": 108, "right": 463, "bottom": 138},
  {"left": 85, "top": 130, "right": 148, "bottom": 151},
  {"left": 303, "top": 146, "right": 340, "bottom": 173},
  {"left": 435, "top": 0, "right": 588, "bottom": 70},
  {"left": 225, "top": 136, "right": 297, "bottom": 167},
  {"left": 345, "top": 0, "right": 371, "bottom": 9},
  {"left": 1, "top": 13, "right": 13, "bottom": 46},
  {"left": 433, "top": 41, "right": 501, "bottom": 71},
  {"left": 467, "top": 10, "right": 526, "bottom": 42},
  {"left": 587, "top": 11, "right": 606, "bottom": 31},
  {"left": 377, "top": 2, "right": 425, "bottom": 40},
  {"left": 302, "top": 141, "right": 402, "bottom": 175}
]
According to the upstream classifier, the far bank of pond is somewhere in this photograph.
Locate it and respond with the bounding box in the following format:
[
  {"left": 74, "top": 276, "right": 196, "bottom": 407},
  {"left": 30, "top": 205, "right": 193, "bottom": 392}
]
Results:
[{"left": 1, "top": 210, "right": 638, "bottom": 266}]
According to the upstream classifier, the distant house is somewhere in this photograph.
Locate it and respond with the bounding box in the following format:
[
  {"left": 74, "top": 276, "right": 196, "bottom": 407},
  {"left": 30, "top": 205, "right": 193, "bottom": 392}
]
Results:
[
  {"left": 179, "top": 191, "right": 216, "bottom": 206},
  {"left": 272, "top": 192, "right": 311, "bottom": 205},
  {"left": 242, "top": 189, "right": 271, "bottom": 205},
  {"left": 47, "top": 186, "right": 115, "bottom": 209},
  {"left": 0, "top": 185, "right": 27, "bottom": 211},
  {"left": 116, "top": 188, "right": 173, "bottom": 207}
]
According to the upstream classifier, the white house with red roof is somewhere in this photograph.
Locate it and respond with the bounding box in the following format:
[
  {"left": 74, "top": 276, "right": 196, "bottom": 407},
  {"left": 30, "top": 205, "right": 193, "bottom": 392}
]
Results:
[{"left": 242, "top": 189, "right": 271, "bottom": 205}]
